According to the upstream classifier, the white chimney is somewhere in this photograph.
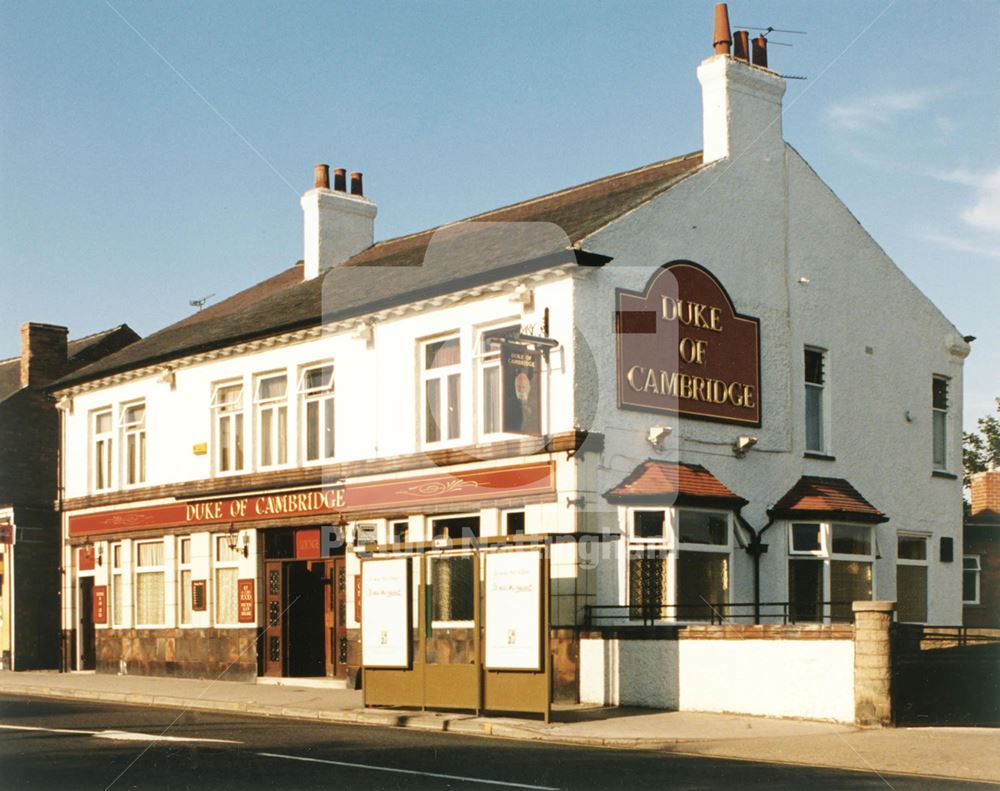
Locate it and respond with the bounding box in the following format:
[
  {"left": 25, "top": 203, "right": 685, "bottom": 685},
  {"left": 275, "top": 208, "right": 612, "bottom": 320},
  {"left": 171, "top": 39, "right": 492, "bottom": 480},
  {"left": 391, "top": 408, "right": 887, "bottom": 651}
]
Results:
[
  {"left": 696, "top": 5, "right": 786, "bottom": 165},
  {"left": 301, "top": 164, "right": 377, "bottom": 280}
]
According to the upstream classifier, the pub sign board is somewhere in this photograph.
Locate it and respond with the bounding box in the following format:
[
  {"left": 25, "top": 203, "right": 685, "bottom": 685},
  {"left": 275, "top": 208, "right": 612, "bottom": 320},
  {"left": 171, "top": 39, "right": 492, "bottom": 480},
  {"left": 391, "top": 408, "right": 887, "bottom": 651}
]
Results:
[
  {"left": 616, "top": 261, "right": 761, "bottom": 426},
  {"left": 500, "top": 343, "right": 542, "bottom": 436}
]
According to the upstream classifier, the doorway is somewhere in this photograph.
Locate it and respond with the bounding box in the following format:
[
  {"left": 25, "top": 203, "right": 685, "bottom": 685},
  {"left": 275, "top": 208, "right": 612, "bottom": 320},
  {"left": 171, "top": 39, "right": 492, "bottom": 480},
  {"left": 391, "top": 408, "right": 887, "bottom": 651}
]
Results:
[
  {"left": 263, "top": 557, "right": 347, "bottom": 678},
  {"left": 78, "top": 578, "right": 95, "bottom": 670}
]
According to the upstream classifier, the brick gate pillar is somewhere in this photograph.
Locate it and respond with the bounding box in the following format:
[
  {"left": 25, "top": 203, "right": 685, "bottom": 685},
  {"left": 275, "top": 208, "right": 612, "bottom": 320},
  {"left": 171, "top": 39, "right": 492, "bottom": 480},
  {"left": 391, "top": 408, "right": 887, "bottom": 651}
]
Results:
[{"left": 852, "top": 600, "right": 895, "bottom": 726}]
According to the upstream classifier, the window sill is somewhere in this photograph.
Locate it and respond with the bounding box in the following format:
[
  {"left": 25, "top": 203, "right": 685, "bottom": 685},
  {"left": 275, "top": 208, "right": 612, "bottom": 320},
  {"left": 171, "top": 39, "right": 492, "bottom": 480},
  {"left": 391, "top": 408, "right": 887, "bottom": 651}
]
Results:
[
  {"left": 931, "top": 470, "right": 959, "bottom": 480},
  {"left": 803, "top": 452, "right": 836, "bottom": 461}
]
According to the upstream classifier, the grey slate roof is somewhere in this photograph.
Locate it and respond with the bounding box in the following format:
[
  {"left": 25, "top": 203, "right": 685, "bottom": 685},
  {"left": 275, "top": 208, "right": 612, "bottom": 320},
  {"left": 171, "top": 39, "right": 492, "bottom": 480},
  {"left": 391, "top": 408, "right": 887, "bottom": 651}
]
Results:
[
  {"left": 55, "top": 151, "right": 704, "bottom": 389},
  {"left": 0, "top": 325, "right": 140, "bottom": 402}
]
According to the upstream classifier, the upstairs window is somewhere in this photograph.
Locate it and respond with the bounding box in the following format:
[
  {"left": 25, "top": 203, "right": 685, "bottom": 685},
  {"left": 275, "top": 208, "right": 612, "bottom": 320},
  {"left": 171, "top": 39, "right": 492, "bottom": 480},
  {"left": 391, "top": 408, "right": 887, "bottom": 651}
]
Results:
[
  {"left": 300, "top": 364, "right": 334, "bottom": 462},
  {"left": 121, "top": 402, "right": 146, "bottom": 486},
  {"left": 478, "top": 325, "right": 520, "bottom": 436},
  {"left": 256, "top": 374, "right": 288, "bottom": 468},
  {"left": 212, "top": 383, "right": 244, "bottom": 474},
  {"left": 932, "top": 376, "right": 949, "bottom": 470},
  {"left": 422, "top": 336, "right": 461, "bottom": 444},
  {"left": 93, "top": 409, "right": 114, "bottom": 491},
  {"left": 804, "top": 348, "right": 826, "bottom": 453}
]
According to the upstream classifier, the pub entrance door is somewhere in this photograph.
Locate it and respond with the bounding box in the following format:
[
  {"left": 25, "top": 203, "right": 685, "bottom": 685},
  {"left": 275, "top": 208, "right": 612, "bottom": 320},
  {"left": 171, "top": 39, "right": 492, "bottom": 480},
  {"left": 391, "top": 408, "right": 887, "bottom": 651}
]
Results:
[
  {"left": 263, "top": 556, "right": 347, "bottom": 679},
  {"left": 78, "top": 578, "right": 96, "bottom": 671}
]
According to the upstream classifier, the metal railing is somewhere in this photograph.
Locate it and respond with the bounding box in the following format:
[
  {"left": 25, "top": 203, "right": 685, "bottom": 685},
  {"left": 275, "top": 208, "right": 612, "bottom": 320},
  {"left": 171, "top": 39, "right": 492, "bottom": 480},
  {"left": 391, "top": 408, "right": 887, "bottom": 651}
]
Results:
[{"left": 583, "top": 601, "right": 860, "bottom": 627}]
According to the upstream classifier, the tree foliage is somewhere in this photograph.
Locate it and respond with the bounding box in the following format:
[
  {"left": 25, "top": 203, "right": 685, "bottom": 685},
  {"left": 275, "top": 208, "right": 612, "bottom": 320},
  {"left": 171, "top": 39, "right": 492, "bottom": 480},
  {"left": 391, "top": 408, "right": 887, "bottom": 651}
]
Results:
[{"left": 963, "top": 396, "right": 1000, "bottom": 486}]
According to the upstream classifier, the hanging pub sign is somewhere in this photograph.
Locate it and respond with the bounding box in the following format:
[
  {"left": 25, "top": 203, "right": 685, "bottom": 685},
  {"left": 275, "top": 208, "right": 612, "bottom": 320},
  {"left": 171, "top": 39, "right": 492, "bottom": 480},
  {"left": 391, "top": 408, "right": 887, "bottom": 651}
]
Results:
[
  {"left": 616, "top": 261, "right": 761, "bottom": 426},
  {"left": 500, "top": 343, "right": 542, "bottom": 436}
]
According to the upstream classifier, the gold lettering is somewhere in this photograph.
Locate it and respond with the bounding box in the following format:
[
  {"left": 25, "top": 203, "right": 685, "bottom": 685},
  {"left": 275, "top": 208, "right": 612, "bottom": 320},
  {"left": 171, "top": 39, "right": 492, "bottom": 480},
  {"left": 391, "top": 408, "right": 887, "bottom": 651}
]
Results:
[
  {"left": 643, "top": 368, "right": 660, "bottom": 394},
  {"left": 627, "top": 365, "right": 645, "bottom": 392}
]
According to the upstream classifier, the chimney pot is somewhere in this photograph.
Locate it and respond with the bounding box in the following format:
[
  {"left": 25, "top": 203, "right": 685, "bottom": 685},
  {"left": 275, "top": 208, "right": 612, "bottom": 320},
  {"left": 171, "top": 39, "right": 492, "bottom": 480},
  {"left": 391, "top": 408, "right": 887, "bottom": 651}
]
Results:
[
  {"left": 713, "top": 3, "right": 732, "bottom": 55},
  {"left": 350, "top": 172, "right": 364, "bottom": 196},
  {"left": 333, "top": 168, "right": 347, "bottom": 192},
  {"left": 752, "top": 35, "right": 768, "bottom": 68},
  {"left": 733, "top": 30, "right": 750, "bottom": 62},
  {"left": 314, "top": 164, "right": 330, "bottom": 189}
]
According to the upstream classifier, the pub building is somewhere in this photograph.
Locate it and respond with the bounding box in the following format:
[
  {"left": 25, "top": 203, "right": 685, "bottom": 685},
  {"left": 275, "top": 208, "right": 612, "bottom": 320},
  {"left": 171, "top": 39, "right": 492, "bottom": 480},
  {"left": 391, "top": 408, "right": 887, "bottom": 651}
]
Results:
[{"left": 54, "top": 6, "right": 969, "bottom": 711}]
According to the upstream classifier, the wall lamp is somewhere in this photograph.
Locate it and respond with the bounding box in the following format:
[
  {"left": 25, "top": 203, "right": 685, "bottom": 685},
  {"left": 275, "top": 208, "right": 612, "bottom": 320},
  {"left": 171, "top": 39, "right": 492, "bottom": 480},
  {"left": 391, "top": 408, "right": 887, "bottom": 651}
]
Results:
[
  {"left": 647, "top": 425, "right": 672, "bottom": 450},
  {"left": 226, "top": 528, "right": 250, "bottom": 558},
  {"left": 733, "top": 435, "right": 758, "bottom": 458}
]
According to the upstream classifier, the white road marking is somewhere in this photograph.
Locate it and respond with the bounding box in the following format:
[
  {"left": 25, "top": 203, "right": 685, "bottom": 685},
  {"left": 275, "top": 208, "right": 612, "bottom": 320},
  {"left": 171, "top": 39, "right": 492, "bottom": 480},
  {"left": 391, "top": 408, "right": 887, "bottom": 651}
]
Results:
[
  {"left": 257, "top": 751, "right": 560, "bottom": 790},
  {"left": 0, "top": 723, "right": 240, "bottom": 744}
]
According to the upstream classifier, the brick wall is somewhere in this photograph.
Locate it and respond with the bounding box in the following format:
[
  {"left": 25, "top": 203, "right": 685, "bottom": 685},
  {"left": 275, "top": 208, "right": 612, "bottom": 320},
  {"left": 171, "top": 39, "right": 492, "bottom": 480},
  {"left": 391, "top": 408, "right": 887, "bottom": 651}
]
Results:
[{"left": 970, "top": 470, "right": 1000, "bottom": 518}]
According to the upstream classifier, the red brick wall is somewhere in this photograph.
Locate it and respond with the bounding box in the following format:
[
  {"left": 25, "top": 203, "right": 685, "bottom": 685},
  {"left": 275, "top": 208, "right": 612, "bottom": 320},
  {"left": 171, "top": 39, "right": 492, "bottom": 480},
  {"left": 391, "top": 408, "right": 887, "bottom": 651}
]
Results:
[
  {"left": 964, "top": 525, "right": 1000, "bottom": 628},
  {"left": 970, "top": 470, "right": 1000, "bottom": 518}
]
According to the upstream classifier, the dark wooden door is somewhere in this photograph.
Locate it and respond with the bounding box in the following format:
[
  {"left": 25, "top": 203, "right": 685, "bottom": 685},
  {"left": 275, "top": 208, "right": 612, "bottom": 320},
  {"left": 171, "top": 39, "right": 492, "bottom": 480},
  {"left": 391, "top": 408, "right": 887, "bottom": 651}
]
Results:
[
  {"left": 331, "top": 557, "right": 348, "bottom": 678},
  {"left": 79, "top": 578, "right": 95, "bottom": 670},
  {"left": 263, "top": 562, "right": 284, "bottom": 676}
]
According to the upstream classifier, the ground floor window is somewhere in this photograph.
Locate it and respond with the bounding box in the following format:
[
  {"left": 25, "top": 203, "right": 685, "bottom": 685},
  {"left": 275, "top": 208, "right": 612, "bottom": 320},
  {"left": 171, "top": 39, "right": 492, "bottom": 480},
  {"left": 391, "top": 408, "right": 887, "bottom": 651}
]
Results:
[
  {"left": 134, "top": 540, "right": 165, "bottom": 626},
  {"left": 896, "top": 534, "right": 929, "bottom": 623},
  {"left": 215, "top": 534, "right": 242, "bottom": 625},
  {"left": 626, "top": 508, "right": 731, "bottom": 622},
  {"left": 963, "top": 555, "right": 981, "bottom": 605},
  {"left": 788, "top": 522, "right": 874, "bottom": 623}
]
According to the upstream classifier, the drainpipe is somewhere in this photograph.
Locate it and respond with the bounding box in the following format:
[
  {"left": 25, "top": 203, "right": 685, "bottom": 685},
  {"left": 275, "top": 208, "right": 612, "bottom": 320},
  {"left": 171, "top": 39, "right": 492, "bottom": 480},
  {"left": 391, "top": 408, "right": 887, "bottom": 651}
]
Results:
[{"left": 737, "top": 513, "right": 775, "bottom": 625}]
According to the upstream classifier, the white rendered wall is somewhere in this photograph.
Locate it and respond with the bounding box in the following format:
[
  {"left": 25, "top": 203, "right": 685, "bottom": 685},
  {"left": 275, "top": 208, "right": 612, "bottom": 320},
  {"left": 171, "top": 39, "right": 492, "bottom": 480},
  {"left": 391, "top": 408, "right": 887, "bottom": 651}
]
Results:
[
  {"left": 62, "top": 277, "right": 576, "bottom": 500},
  {"left": 580, "top": 637, "right": 854, "bottom": 722},
  {"left": 573, "top": 131, "right": 967, "bottom": 623},
  {"left": 678, "top": 639, "right": 854, "bottom": 722}
]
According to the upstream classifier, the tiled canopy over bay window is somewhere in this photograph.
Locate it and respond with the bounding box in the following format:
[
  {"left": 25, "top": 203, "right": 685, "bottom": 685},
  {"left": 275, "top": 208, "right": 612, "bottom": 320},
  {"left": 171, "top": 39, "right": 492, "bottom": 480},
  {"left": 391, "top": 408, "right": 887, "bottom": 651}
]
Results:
[{"left": 605, "top": 461, "right": 748, "bottom": 623}]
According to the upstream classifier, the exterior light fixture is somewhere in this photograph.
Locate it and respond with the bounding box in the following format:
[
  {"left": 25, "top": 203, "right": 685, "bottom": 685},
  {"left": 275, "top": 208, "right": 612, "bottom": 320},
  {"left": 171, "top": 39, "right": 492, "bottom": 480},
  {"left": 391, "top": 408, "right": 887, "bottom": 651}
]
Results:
[
  {"left": 226, "top": 527, "right": 249, "bottom": 558},
  {"left": 647, "top": 425, "right": 672, "bottom": 450},
  {"left": 733, "top": 435, "right": 758, "bottom": 457}
]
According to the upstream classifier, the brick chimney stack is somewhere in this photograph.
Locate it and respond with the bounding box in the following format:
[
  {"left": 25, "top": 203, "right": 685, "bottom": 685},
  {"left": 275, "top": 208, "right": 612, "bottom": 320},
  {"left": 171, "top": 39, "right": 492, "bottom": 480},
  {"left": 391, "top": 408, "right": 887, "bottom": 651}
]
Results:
[
  {"left": 970, "top": 469, "right": 1000, "bottom": 518},
  {"left": 20, "top": 322, "right": 68, "bottom": 388}
]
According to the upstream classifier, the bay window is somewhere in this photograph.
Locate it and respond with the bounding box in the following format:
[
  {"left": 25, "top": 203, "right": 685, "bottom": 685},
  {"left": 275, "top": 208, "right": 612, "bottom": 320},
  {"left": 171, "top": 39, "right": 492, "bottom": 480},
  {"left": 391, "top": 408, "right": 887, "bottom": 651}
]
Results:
[
  {"left": 256, "top": 373, "right": 288, "bottom": 468},
  {"left": 300, "top": 364, "right": 334, "bottom": 462},
  {"left": 788, "top": 522, "right": 874, "bottom": 623},
  {"left": 212, "top": 382, "right": 244, "bottom": 474},
  {"left": 422, "top": 336, "right": 461, "bottom": 444},
  {"left": 626, "top": 508, "right": 732, "bottom": 622}
]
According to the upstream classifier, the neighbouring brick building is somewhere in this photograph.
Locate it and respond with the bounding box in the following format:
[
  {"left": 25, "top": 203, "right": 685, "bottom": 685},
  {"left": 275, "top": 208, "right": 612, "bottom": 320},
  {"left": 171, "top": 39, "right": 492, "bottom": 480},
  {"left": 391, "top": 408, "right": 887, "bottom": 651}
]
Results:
[
  {"left": 964, "top": 469, "right": 1000, "bottom": 627},
  {"left": 0, "top": 322, "right": 138, "bottom": 670}
]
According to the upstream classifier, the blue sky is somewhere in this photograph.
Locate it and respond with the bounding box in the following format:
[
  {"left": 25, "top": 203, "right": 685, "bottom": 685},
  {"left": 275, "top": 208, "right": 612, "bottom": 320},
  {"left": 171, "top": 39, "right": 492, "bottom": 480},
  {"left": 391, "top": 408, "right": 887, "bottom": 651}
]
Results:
[{"left": 1, "top": 1, "right": 997, "bottom": 430}]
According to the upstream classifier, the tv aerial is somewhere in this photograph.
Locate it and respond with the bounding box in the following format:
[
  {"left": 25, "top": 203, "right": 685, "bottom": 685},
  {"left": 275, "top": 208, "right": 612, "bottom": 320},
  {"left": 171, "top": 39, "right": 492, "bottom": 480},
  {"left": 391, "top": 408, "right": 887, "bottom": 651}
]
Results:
[
  {"left": 189, "top": 293, "right": 215, "bottom": 311},
  {"left": 734, "top": 23, "right": 808, "bottom": 79}
]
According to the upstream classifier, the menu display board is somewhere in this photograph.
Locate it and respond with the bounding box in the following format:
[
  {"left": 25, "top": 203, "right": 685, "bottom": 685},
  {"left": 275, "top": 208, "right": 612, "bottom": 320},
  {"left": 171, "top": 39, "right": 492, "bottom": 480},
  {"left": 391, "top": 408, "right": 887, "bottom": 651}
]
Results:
[
  {"left": 485, "top": 551, "right": 542, "bottom": 670},
  {"left": 361, "top": 558, "right": 410, "bottom": 668}
]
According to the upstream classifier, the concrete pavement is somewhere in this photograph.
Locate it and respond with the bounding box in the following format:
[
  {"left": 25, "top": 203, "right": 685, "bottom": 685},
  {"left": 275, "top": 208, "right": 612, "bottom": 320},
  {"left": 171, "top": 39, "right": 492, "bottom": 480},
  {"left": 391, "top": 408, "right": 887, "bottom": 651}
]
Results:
[{"left": 1, "top": 670, "right": 996, "bottom": 784}]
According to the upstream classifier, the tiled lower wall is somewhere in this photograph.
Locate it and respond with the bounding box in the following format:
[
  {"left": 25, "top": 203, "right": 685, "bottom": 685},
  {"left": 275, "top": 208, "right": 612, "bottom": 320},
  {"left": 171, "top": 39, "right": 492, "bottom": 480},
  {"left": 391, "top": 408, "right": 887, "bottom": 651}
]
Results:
[{"left": 96, "top": 628, "right": 258, "bottom": 681}]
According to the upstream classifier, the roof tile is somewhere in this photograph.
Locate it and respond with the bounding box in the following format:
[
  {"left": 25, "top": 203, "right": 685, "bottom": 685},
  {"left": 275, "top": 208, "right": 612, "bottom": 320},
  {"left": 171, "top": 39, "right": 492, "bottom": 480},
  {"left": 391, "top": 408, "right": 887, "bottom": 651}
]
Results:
[
  {"left": 769, "top": 476, "right": 887, "bottom": 523},
  {"left": 604, "top": 460, "right": 747, "bottom": 507}
]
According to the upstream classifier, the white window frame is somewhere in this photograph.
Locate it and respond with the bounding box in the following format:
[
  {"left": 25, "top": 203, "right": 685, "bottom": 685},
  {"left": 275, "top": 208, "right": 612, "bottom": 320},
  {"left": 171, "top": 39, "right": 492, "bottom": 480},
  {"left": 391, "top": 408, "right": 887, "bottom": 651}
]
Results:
[
  {"left": 475, "top": 322, "right": 521, "bottom": 439},
  {"left": 211, "top": 381, "right": 245, "bottom": 475},
  {"left": 932, "top": 375, "right": 949, "bottom": 471},
  {"left": 502, "top": 509, "right": 526, "bottom": 536},
  {"left": 787, "top": 521, "right": 876, "bottom": 623},
  {"left": 420, "top": 334, "right": 463, "bottom": 447},
  {"left": 178, "top": 536, "right": 193, "bottom": 627},
  {"left": 390, "top": 519, "right": 408, "bottom": 545},
  {"left": 92, "top": 408, "right": 114, "bottom": 492},
  {"left": 134, "top": 540, "right": 166, "bottom": 628},
  {"left": 120, "top": 401, "right": 146, "bottom": 487},
  {"left": 213, "top": 534, "right": 242, "bottom": 627},
  {"left": 299, "top": 362, "right": 335, "bottom": 464},
  {"left": 963, "top": 555, "right": 981, "bottom": 605},
  {"left": 255, "top": 372, "right": 289, "bottom": 469},
  {"left": 896, "top": 533, "right": 930, "bottom": 623},
  {"left": 111, "top": 542, "right": 124, "bottom": 628},
  {"left": 804, "top": 346, "right": 827, "bottom": 454},
  {"left": 623, "top": 508, "right": 733, "bottom": 623}
]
